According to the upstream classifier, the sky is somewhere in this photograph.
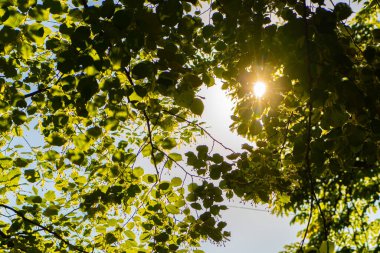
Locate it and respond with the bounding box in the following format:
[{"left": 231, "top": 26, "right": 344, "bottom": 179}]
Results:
[
  {"left": 3, "top": 1, "right": 368, "bottom": 252},
  {"left": 198, "top": 83, "right": 301, "bottom": 252}
]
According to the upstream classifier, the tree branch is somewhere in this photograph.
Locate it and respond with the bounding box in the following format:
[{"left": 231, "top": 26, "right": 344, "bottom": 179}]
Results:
[
  {"left": 300, "top": 196, "right": 314, "bottom": 252},
  {"left": 123, "top": 67, "right": 160, "bottom": 178},
  {"left": 142, "top": 109, "right": 161, "bottom": 177},
  {"left": 24, "top": 88, "right": 48, "bottom": 98},
  {"left": 24, "top": 74, "right": 63, "bottom": 98},
  {"left": 0, "top": 204, "right": 88, "bottom": 253}
]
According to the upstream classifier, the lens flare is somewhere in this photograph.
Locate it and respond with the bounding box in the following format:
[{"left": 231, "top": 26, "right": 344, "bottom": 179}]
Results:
[{"left": 253, "top": 81, "right": 266, "bottom": 98}]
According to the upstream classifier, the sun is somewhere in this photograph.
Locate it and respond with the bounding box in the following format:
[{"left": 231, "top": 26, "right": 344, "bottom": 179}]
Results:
[{"left": 253, "top": 81, "right": 266, "bottom": 98}]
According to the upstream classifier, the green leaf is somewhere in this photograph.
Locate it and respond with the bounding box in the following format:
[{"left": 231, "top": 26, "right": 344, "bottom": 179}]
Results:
[
  {"left": 190, "top": 202, "right": 202, "bottom": 210},
  {"left": 154, "top": 232, "right": 169, "bottom": 242},
  {"left": 226, "top": 153, "right": 240, "bottom": 160},
  {"left": 18, "top": 0, "right": 37, "bottom": 12},
  {"left": 197, "top": 145, "right": 208, "bottom": 158},
  {"left": 29, "top": 4, "right": 50, "bottom": 21},
  {"left": 44, "top": 0, "right": 63, "bottom": 14},
  {"left": 46, "top": 133, "right": 67, "bottom": 146},
  {"left": 67, "top": 150, "right": 85, "bottom": 165},
  {"left": 71, "top": 26, "right": 91, "bottom": 47},
  {"left": 44, "top": 190, "right": 56, "bottom": 202},
  {"left": 334, "top": 2, "right": 352, "bottom": 21},
  {"left": 171, "top": 177, "right": 182, "bottom": 187},
  {"left": 3, "top": 10, "right": 24, "bottom": 27},
  {"left": 0, "top": 26, "right": 20, "bottom": 44},
  {"left": 159, "top": 182, "right": 170, "bottom": 191},
  {"left": 249, "top": 120, "right": 262, "bottom": 136},
  {"left": 166, "top": 204, "right": 180, "bottom": 214},
  {"left": 190, "top": 98, "right": 204, "bottom": 115},
  {"left": 211, "top": 153, "right": 223, "bottom": 164},
  {"left": 75, "top": 176, "right": 87, "bottom": 185},
  {"left": 105, "top": 233, "right": 118, "bottom": 245},
  {"left": 133, "top": 167, "right": 144, "bottom": 177},
  {"left": 0, "top": 115, "right": 12, "bottom": 132},
  {"left": 100, "top": 0, "right": 115, "bottom": 18},
  {"left": 124, "top": 230, "right": 136, "bottom": 239},
  {"left": 77, "top": 77, "right": 99, "bottom": 101},
  {"left": 25, "top": 23, "right": 50, "bottom": 45},
  {"left": 27, "top": 195, "right": 42, "bottom": 203},
  {"left": 202, "top": 25, "right": 214, "bottom": 38},
  {"left": 96, "top": 226, "right": 106, "bottom": 234},
  {"left": 161, "top": 137, "right": 177, "bottom": 150},
  {"left": 319, "top": 241, "right": 335, "bottom": 253},
  {"left": 46, "top": 37, "right": 61, "bottom": 50},
  {"left": 43, "top": 206, "right": 59, "bottom": 217},
  {"left": 209, "top": 164, "right": 221, "bottom": 180},
  {"left": 304, "top": 246, "right": 318, "bottom": 253},
  {"left": 11, "top": 110, "right": 27, "bottom": 125},
  {"left": 188, "top": 183, "right": 198, "bottom": 192},
  {"left": 168, "top": 153, "right": 182, "bottom": 161},
  {"left": 24, "top": 169, "right": 39, "bottom": 183},
  {"left": 183, "top": 74, "right": 202, "bottom": 88},
  {"left": 157, "top": 0, "right": 183, "bottom": 26},
  {"left": 143, "top": 174, "right": 157, "bottom": 184},
  {"left": 112, "top": 9, "right": 133, "bottom": 29},
  {"left": 14, "top": 157, "right": 31, "bottom": 167},
  {"left": 127, "top": 184, "right": 141, "bottom": 197},
  {"left": 20, "top": 42, "right": 34, "bottom": 59},
  {"left": 174, "top": 89, "right": 195, "bottom": 107},
  {"left": 87, "top": 126, "right": 102, "bottom": 138},
  {"left": 132, "top": 61, "right": 155, "bottom": 79}
]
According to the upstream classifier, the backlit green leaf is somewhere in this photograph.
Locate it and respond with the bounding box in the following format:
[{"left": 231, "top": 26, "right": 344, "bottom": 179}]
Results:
[{"left": 190, "top": 98, "right": 204, "bottom": 115}]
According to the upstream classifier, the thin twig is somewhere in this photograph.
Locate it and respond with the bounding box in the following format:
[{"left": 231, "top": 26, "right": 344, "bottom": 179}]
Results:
[
  {"left": 226, "top": 205, "right": 269, "bottom": 212},
  {"left": 300, "top": 197, "right": 314, "bottom": 252},
  {"left": 162, "top": 109, "right": 236, "bottom": 153}
]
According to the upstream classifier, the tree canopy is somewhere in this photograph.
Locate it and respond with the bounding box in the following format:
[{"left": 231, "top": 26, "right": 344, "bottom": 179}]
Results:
[{"left": 0, "top": 0, "right": 379, "bottom": 252}]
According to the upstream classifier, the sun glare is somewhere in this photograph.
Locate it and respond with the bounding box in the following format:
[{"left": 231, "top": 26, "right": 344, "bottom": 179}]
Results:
[{"left": 253, "top": 81, "right": 266, "bottom": 98}]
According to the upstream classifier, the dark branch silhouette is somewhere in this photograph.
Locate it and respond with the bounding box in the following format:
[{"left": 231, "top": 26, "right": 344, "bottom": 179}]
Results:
[
  {"left": 24, "top": 74, "right": 63, "bottom": 98},
  {"left": 24, "top": 88, "right": 48, "bottom": 98},
  {"left": 0, "top": 204, "right": 88, "bottom": 253}
]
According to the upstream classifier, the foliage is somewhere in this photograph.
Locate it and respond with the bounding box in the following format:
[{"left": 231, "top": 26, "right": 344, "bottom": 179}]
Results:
[{"left": 0, "top": 0, "right": 378, "bottom": 252}]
